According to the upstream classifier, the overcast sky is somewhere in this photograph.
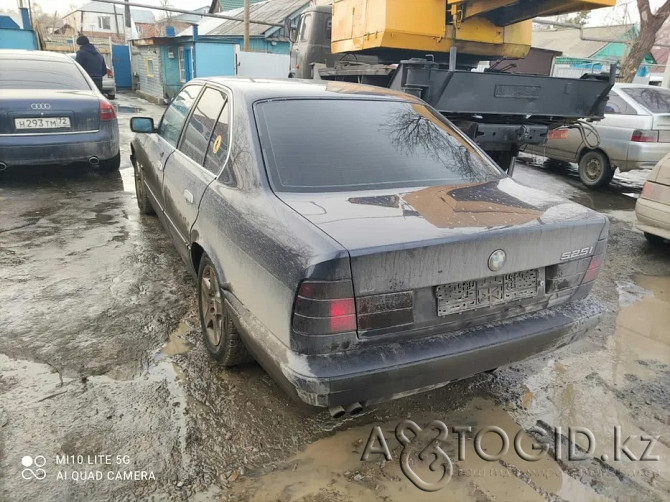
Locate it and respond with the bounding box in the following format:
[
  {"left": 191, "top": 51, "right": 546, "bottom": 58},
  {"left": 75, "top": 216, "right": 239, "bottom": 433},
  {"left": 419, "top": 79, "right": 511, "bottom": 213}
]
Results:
[
  {"left": 14, "top": 0, "right": 210, "bottom": 18},
  {"left": 8, "top": 0, "right": 670, "bottom": 25}
]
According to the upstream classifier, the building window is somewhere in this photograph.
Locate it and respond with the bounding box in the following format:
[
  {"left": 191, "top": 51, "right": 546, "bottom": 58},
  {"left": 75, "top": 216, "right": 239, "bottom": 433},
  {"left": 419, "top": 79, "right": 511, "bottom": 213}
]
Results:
[
  {"left": 146, "top": 58, "right": 155, "bottom": 78},
  {"left": 98, "top": 16, "right": 111, "bottom": 30},
  {"left": 178, "top": 47, "right": 186, "bottom": 83}
]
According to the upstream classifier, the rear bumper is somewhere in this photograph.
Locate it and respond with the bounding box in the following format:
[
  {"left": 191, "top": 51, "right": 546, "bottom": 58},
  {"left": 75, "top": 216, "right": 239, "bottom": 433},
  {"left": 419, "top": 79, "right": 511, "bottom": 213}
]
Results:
[
  {"left": 636, "top": 197, "right": 670, "bottom": 240},
  {"left": 623, "top": 142, "right": 668, "bottom": 171},
  {"left": 229, "top": 294, "right": 604, "bottom": 408},
  {"left": 103, "top": 80, "right": 117, "bottom": 96},
  {"left": 0, "top": 124, "right": 119, "bottom": 167}
]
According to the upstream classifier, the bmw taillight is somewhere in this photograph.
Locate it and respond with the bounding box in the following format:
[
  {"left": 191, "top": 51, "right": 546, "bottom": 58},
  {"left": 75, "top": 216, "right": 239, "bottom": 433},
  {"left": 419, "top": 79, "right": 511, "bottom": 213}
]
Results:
[
  {"left": 292, "top": 280, "right": 356, "bottom": 335},
  {"left": 631, "top": 129, "right": 659, "bottom": 143},
  {"left": 99, "top": 100, "right": 116, "bottom": 120},
  {"left": 546, "top": 236, "right": 607, "bottom": 298},
  {"left": 356, "top": 292, "right": 414, "bottom": 332},
  {"left": 582, "top": 253, "right": 604, "bottom": 283}
]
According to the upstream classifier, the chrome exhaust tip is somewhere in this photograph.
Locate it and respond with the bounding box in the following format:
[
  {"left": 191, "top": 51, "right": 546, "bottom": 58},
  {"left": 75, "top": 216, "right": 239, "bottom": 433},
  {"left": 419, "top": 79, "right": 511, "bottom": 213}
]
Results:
[
  {"left": 88, "top": 156, "right": 99, "bottom": 166},
  {"left": 345, "top": 402, "right": 364, "bottom": 416},
  {"left": 329, "top": 405, "right": 346, "bottom": 419},
  {"left": 0, "top": 162, "right": 6, "bottom": 171}
]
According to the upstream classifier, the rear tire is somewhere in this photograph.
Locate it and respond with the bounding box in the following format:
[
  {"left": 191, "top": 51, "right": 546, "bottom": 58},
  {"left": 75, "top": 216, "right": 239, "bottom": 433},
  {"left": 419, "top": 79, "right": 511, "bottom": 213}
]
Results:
[
  {"left": 197, "top": 255, "right": 252, "bottom": 367},
  {"left": 133, "top": 158, "right": 155, "bottom": 215},
  {"left": 578, "top": 150, "right": 612, "bottom": 188},
  {"left": 98, "top": 152, "right": 120, "bottom": 171},
  {"left": 544, "top": 158, "right": 570, "bottom": 171},
  {"left": 644, "top": 232, "right": 666, "bottom": 246}
]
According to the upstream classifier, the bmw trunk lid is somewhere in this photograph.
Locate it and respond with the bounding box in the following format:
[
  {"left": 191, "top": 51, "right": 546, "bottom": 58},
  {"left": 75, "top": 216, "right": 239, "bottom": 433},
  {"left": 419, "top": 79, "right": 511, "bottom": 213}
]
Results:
[
  {"left": 0, "top": 90, "right": 101, "bottom": 134},
  {"left": 278, "top": 178, "right": 608, "bottom": 297}
]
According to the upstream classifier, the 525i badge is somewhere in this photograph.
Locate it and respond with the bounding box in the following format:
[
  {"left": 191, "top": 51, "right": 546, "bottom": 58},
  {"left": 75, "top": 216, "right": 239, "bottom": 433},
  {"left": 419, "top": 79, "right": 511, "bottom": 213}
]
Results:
[{"left": 560, "top": 246, "right": 595, "bottom": 260}]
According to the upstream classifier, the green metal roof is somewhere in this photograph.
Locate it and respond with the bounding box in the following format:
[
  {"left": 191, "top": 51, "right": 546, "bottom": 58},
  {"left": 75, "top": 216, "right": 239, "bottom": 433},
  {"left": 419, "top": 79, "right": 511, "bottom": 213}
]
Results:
[{"left": 219, "top": 0, "right": 265, "bottom": 11}]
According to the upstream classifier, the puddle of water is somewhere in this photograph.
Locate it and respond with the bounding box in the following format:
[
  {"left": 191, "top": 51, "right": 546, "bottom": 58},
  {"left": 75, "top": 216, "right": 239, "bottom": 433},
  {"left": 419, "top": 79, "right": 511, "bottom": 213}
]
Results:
[
  {"left": 161, "top": 321, "right": 192, "bottom": 357},
  {"left": 612, "top": 274, "right": 670, "bottom": 381},
  {"left": 114, "top": 105, "right": 144, "bottom": 114},
  {"left": 230, "top": 398, "right": 606, "bottom": 501},
  {"left": 0, "top": 353, "right": 189, "bottom": 500},
  {"left": 518, "top": 274, "right": 670, "bottom": 493}
]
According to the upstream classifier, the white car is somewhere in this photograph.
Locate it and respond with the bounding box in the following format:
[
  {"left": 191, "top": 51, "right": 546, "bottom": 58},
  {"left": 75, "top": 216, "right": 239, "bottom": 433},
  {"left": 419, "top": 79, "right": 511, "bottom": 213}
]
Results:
[
  {"left": 636, "top": 152, "right": 670, "bottom": 245},
  {"left": 526, "top": 84, "right": 670, "bottom": 188},
  {"left": 101, "top": 53, "right": 116, "bottom": 99}
]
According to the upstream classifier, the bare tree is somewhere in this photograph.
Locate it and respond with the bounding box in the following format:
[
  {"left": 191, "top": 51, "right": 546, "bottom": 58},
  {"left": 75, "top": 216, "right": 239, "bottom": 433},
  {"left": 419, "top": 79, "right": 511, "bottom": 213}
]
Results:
[
  {"left": 31, "top": 2, "right": 64, "bottom": 34},
  {"left": 534, "top": 11, "right": 590, "bottom": 30},
  {"left": 159, "top": 0, "right": 173, "bottom": 21},
  {"left": 620, "top": 0, "right": 670, "bottom": 82}
]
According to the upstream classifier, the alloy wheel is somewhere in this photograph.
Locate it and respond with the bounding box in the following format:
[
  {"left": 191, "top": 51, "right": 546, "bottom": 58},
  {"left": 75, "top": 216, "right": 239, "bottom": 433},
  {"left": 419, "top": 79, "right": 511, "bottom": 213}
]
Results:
[{"left": 200, "top": 264, "right": 223, "bottom": 347}]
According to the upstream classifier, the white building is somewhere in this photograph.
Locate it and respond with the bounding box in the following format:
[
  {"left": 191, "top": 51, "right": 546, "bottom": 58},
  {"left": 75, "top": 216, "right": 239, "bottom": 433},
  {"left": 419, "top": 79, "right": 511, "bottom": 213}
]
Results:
[{"left": 63, "top": 1, "right": 155, "bottom": 42}]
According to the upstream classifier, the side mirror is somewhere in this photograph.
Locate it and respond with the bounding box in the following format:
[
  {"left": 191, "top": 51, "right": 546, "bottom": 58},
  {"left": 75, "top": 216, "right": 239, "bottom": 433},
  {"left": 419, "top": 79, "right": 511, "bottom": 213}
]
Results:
[
  {"left": 289, "top": 26, "right": 298, "bottom": 43},
  {"left": 285, "top": 17, "right": 297, "bottom": 43},
  {"left": 130, "top": 117, "right": 155, "bottom": 133}
]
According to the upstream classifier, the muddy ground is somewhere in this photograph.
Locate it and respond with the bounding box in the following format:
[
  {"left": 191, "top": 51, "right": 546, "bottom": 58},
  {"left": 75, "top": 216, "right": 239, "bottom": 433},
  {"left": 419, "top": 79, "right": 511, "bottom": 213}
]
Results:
[{"left": 0, "top": 92, "right": 668, "bottom": 501}]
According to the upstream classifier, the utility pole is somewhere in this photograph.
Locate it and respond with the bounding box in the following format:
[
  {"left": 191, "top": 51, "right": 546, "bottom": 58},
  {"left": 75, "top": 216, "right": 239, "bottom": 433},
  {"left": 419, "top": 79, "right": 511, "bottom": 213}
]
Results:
[
  {"left": 124, "top": 0, "right": 132, "bottom": 41},
  {"left": 243, "top": 0, "right": 250, "bottom": 52}
]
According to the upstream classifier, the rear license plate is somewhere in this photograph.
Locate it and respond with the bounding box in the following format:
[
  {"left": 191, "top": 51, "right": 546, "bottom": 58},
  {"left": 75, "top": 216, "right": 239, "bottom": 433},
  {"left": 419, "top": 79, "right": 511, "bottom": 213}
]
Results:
[
  {"left": 436, "top": 269, "right": 539, "bottom": 316},
  {"left": 15, "top": 117, "right": 71, "bottom": 130}
]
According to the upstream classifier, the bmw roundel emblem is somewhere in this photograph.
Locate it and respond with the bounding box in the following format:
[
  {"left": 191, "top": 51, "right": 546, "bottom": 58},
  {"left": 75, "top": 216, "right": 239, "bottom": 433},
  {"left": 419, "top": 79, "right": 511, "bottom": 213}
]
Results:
[{"left": 488, "top": 249, "right": 506, "bottom": 272}]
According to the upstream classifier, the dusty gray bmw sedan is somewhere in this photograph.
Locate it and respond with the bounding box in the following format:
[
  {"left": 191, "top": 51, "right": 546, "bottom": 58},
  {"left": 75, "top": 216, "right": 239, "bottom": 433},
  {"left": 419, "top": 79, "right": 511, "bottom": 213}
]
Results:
[{"left": 130, "top": 78, "right": 608, "bottom": 416}]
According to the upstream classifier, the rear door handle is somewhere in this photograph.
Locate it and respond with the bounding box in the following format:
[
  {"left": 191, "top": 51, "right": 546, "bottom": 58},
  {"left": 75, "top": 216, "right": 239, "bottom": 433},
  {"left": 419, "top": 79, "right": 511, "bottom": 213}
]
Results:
[{"left": 183, "top": 189, "right": 194, "bottom": 204}]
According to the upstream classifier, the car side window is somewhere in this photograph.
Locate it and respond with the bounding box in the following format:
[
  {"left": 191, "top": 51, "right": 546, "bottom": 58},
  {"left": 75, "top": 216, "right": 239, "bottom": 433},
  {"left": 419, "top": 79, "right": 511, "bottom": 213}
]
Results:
[
  {"left": 203, "top": 99, "right": 231, "bottom": 176},
  {"left": 604, "top": 93, "right": 637, "bottom": 115},
  {"left": 179, "top": 88, "right": 226, "bottom": 166},
  {"left": 157, "top": 85, "right": 203, "bottom": 147}
]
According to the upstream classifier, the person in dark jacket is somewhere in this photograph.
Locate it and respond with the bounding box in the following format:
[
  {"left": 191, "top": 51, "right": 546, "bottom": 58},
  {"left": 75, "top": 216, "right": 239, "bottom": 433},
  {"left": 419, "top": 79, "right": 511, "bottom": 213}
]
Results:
[{"left": 75, "top": 35, "right": 107, "bottom": 92}]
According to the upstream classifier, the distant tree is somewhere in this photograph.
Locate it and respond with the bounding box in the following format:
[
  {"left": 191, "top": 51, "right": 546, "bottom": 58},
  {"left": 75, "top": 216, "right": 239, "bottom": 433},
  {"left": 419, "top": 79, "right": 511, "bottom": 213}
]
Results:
[
  {"left": 159, "top": 0, "right": 173, "bottom": 21},
  {"left": 31, "top": 2, "right": 63, "bottom": 33},
  {"left": 619, "top": 0, "right": 670, "bottom": 82},
  {"left": 536, "top": 10, "right": 590, "bottom": 29},
  {"left": 560, "top": 11, "right": 591, "bottom": 26}
]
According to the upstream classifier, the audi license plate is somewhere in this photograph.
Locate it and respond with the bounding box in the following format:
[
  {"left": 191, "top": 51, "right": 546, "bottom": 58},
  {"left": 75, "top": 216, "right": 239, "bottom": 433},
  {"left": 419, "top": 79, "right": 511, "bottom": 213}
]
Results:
[
  {"left": 15, "top": 117, "right": 71, "bottom": 130},
  {"left": 436, "top": 269, "right": 539, "bottom": 316}
]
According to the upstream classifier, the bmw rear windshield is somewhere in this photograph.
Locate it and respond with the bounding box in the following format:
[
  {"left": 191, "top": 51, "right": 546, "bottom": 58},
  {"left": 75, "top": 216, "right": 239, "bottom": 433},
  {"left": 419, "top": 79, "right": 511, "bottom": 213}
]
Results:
[
  {"left": 0, "top": 59, "right": 90, "bottom": 90},
  {"left": 255, "top": 99, "right": 502, "bottom": 193}
]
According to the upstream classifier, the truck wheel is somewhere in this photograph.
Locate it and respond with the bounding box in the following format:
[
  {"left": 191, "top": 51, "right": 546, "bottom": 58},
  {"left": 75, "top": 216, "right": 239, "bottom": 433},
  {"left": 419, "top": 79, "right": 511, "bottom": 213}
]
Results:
[
  {"left": 578, "top": 151, "right": 612, "bottom": 188},
  {"left": 198, "top": 255, "right": 252, "bottom": 367},
  {"left": 133, "top": 159, "right": 155, "bottom": 215}
]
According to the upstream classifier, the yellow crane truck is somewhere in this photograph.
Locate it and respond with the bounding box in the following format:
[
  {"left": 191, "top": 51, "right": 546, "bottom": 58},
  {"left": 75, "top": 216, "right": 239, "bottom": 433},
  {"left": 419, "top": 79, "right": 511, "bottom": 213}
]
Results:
[{"left": 289, "top": 0, "right": 617, "bottom": 172}]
